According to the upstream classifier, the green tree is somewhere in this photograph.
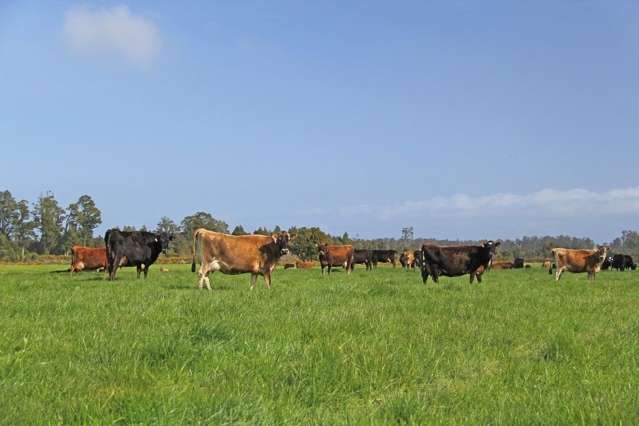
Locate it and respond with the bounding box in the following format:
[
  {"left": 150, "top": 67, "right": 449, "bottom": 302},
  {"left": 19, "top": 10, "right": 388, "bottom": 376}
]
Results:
[
  {"left": 0, "top": 190, "right": 18, "bottom": 239},
  {"left": 231, "top": 225, "right": 248, "bottom": 235},
  {"left": 12, "top": 200, "right": 35, "bottom": 261},
  {"left": 287, "top": 226, "right": 333, "bottom": 260},
  {"left": 33, "top": 192, "right": 65, "bottom": 254},
  {"left": 181, "top": 212, "right": 229, "bottom": 237},
  {"left": 156, "top": 217, "right": 179, "bottom": 234},
  {"left": 74, "top": 195, "right": 102, "bottom": 245},
  {"left": 253, "top": 226, "right": 270, "bottom": 236}
]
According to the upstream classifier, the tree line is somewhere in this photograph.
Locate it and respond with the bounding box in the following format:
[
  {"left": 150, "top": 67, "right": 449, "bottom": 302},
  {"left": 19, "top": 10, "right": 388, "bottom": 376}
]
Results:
[{"left": 1, "top": 189, "right": 637, "bottom": 262}]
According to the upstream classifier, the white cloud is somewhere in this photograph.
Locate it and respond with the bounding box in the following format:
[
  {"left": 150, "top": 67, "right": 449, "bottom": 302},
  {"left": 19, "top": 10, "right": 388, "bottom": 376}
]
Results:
[
  {"left": 63, "top": 5, "right": 160, "bottom": 67},
  {"left": 305, "top": 186, "right": 639, "bottom": 220}
]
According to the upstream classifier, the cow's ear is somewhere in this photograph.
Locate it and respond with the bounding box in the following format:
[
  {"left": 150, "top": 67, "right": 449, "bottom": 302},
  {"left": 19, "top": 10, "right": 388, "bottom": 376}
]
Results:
[
  {"left": 272, "top": 234, "right": 278, "bottom": 243},
  {"left": 495, "top": 241, "right": 501, "bottom": 247}
]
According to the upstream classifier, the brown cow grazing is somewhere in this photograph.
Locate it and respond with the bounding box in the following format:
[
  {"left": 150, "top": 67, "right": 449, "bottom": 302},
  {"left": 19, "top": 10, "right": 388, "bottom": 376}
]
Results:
[
  {"left": 191, "top": 229, "right": 292, "bottom": 290},
  {"left": 318, "top": 244, "right": 354, "bottom": 275},
  {"left": 542, "top": 259, "right": 552, "bottom": 269},
  {"left": 70, "top": 246, "right": 107, "bottom": 273},
  {"left": 295, "top": 260, "right": 314, "bottom": 269},
  {"left": 551, "top": 246, "right": 608, "bottom": 281},
  {"left": 421, "top": 241, "right": 500, "bottom": 284}
]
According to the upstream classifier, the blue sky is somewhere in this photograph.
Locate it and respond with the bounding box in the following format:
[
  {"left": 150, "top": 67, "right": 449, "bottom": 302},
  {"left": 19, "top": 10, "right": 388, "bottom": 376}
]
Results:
[{"left": 1, "top": 1, "right": 638, "bottom": 242}]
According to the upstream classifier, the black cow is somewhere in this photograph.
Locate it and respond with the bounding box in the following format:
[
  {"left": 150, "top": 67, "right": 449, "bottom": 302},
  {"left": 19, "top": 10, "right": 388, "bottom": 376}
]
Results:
[
  {"left": 352, "top": 249, "right": 372, "bottom": 270},
  {"left": 611, "top": 254, "right": 636, "bottom": 271},
  {"left": 601, "top": 256, "right": 613, "bottom": 270},
  {"left": 625, "top": 255, "right": 636, "bottom": 271},
  {"left": 105, "top": 229, "right": 173, "bottom": 280},
  {"left": 420, "top": 241, "right": 500, "bottom": 284},
  {"left": 371, "top": 250, "right": 397, "bottom": 268},
  {"left": 512, "top": 258, "right": 525, "bottom": 269},
  {"left": 413, "top": 250, "right": 422, "bottom": 269}
]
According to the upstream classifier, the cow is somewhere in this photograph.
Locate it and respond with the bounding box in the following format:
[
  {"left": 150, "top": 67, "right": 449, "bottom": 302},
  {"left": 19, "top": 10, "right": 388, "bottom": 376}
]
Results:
[
  {"left": 512, "top": 258, "right": 525, "bottom": 269},
  {"left": 352, "top": 249, "right": 372, "bottom": 270},
  {"left": 611, "top": 254, "right": 636, "bottom": 271},
  {"left": 191, "top": 229, "right": 292, "bottom": 290},
  {"left": 550, "top": 246, "right": 608, "bottom": 281},
  {"left": 105, "top": 229, "right": 173, "bottom": 280},
  {"left": 491, "top": 260, "right": 514, "bottom": 270},
  {"left": 318, "top": 244, "right": 354, "bottom": 275},
  {"left": 625, "top": 255, "right": 636, "bottom": 271},
  {"left": 601, "top": 256, "right": 613, "bottom": 270},
  {"left": 413, "top": 250, "right": 422, "bottom": 269},
  {"left": 371, "top": 250, "right": 397, "bottom": 268},
  {"left": 295, "top": 259, "right": 315, "bottom": 269},
  {"left": 420, "top": 241, "right": 500, "bottom": 284},
  {"left": 399, "top": 250, "right": 415, "bottom": 270},
  {"left": 542, "top": 259, "right": 552, "bottom": 269},
  {"left": 70, "top": 246, "right": 107, "bottom": 273}
]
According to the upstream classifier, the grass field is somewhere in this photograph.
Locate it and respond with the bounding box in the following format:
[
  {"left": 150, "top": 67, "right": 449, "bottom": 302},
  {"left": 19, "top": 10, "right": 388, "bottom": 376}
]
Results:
[{"left": 1, "top": 264, "right": 639, "bottom": 424}]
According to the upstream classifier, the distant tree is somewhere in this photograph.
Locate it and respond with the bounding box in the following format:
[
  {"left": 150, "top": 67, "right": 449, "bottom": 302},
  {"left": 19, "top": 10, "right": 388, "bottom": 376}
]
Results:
[
  {"left": 140, "top": 225, "right": 149, "bottom": 232},
  {"left": 0, "top": 190, "right": 18, "bottom": 238},
  {"left": 338, "top": 232, "right": 351, "bottom": 244},
  {"left": 74, "top": 195, "right": 102, "bottom": 245},
  {"left": 273, "top": 225, "right": 282, "bottom": 233},
  {"left": 287, "top": 226, "right": 334, "bottom": 260},
  {"left": 231, "top": 225, "right": 248, "bottom": 235},
  {"left": 12, "top": 200, "right": 35, "bottom": 260},
  {"left": 33, "top": 192, "right": 65, "bottom": 254},
  {"left": 181, "top": 212, "right": 229, "bottom": 237},
  {"left": 156, "top": 217, "right": 179, "bottom": 235},
  {"left": 253, "top": 226, "right": 270, "bottom": 236},
  {"left": 122, "top": 225, "right": 137, "bottom": 232}
]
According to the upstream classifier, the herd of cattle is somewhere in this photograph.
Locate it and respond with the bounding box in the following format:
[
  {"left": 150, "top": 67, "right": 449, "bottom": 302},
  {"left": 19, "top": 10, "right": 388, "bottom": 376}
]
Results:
[{"left": 65, "top": 228, "right": 634, "bottom": 289}]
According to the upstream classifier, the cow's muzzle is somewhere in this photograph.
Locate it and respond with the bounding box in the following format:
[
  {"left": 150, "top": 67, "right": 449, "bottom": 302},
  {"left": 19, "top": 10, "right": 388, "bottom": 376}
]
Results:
[{"left": 281, "top": 248, "right": 289, "bottom": 255}]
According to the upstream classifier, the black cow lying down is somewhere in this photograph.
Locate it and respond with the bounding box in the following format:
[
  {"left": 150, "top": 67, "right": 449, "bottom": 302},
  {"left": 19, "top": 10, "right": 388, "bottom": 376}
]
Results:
[
  {"left": 105, "top": 229, "right": 173, "bottom": 280},
  {"left": 420, "top": 241, "right": 500, "bottom": 284}
]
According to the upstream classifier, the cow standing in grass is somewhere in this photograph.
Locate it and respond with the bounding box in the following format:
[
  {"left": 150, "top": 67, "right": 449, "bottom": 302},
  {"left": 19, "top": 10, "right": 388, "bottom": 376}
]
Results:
[
  {"left": 191, "top": 229, "right": 292, "bottom": 290},
  {"left": 420, "top": 241, "right": 500, "bottom": 284},
  {"left": 318, "top": 244, "right": 354, "bottom": 275},
  {"left": 550, "top": 246, "right": 608, "bottom": 281},
  {"left": 105, "top": 229, "right": 173, "bottom": 280}
]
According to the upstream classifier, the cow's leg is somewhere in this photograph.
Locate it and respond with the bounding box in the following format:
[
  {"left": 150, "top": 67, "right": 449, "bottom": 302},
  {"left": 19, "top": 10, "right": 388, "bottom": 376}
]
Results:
[
  {"left": 263, "top": 270, "right": 272, "bottom": 289},
  {"left": 475, "top": 272, "right": 483, "bottom": 283},
  {"left": 250, "top": 273, "right": 258, "bottom": 290},
  {"left": 431, "top": 268, "right": 440, "bottom": 283},
  {"left": 136, "top": 264, "right": 142, "bottom": 279},
  {"left": 321, "top": 265, "right": 325, "bottom": 276},
  {"left": 470, "top": 273, "right": 475, "bottom": 284},
  {"left": 110, "top": 256, "right": 121, "bottom": 280},
  {"left": 197, "top": 264, "right": 212, "bottom": 290},
  {"left": 143, "top": 265, "right": 149, "bottom": 278},
  {"left": 555, "top": 266, "right": 565, "bottom": 281},
  {"left": 421, "top": 268, "right": 429, "bottom": 284},
  {"left": 328, "top": 265, "right": 332, "bottom": 275}
]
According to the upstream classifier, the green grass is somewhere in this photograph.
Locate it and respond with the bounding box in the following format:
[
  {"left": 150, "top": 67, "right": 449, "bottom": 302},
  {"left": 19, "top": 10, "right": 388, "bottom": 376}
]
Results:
[{"left": 1, "top": 264, "right": 639, "bottom": 424}]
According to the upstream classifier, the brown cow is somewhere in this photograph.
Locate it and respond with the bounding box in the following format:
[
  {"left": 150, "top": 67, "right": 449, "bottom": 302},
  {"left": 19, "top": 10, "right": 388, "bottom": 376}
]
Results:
[
  {"left": 295, "top": 260, "right": 314, "bottom": 269},
  {"left": 551, "top": 246, "right": 608, "bottom": 281},
  {"left": 542, "top": 259, "right": 552, "bottom": 269},
  {"left": 399, "top": 250, "right": 415, "bottom": 270},
  {"left": 491, "top": 260, "right": 514, "bottom": 270},
  {"left": 318, "top": 244, "right": 354, "bottom": 275},
  {"left": 191, "top": 228, "right": 292, "bottom": 290},
  {"left": 70, "top": 246, "right": 107, "bottom": 273}
]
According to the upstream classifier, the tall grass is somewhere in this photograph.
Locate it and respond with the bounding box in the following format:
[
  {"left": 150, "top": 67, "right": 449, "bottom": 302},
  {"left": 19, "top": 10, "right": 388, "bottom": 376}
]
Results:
[{"left": 0, "top": 264, "right": 638, "bottom": 424}]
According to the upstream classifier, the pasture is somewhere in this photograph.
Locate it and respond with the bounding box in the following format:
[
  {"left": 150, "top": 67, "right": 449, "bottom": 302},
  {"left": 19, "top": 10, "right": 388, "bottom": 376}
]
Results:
[{"left": 1, "top": 264, "right": 638, "bottom": 424}]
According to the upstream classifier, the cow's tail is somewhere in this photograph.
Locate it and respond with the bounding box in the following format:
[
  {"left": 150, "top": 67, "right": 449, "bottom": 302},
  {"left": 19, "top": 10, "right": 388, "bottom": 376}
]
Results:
[{"left": 191, "top": 229, "right": 201, "bottom": 273}]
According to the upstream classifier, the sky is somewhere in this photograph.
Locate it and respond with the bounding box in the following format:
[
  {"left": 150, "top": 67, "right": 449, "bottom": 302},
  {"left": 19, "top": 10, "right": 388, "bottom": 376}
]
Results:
[{"left": 1, "top": 1, "right": 638, "bottom": 242}]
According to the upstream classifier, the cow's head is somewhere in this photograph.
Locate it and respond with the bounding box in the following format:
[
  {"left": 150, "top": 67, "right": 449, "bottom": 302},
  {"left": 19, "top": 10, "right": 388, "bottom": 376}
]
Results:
[
  {"left": 317, "top": 243, "right": 328, "bottom": 257},
  {"left": 595, "top": 245, "right": 608, "bottom": 262},
  {"left": 156, "top": 233, "right": 174, "bottom": 255},
  {"left": 482, "top": 240, "right": 501, "bottom": 256},
  {"left": 271, "top": 231, "right": 293, "bottom": 256}
]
